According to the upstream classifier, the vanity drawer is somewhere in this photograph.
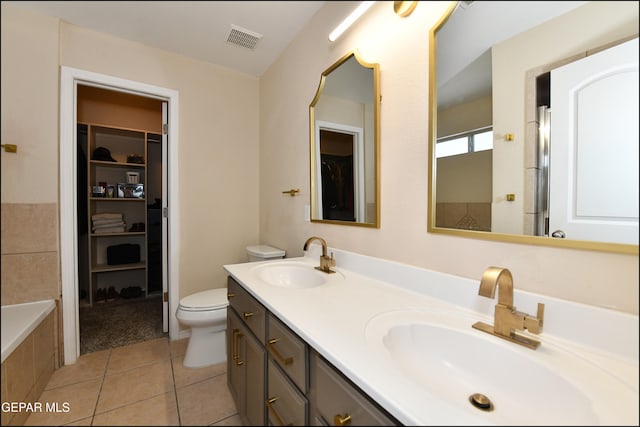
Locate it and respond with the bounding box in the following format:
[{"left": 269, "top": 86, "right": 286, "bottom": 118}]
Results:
[
  {"left": 267, "top": 359, "right": 307, "bottom": 426},
  {"left": 267, "top": 312, "right": 308, "bottom": 393},
  {"left": 227, "top": 276, "right": 266, "bottom": 342},
  {"left": 310, "top": 350, "right": 400, "bottom": 426}
]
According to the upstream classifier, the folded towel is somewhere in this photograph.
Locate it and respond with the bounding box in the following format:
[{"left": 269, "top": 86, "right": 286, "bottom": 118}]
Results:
[
  {"left": 92, "top": 212, "right": 123, "bottom": 220},
  {"left": 93, "top": 225, "right": 126, "bottom": 234},
  {"left": 92, "top": 218, "right": 125, "bottom": 227}
]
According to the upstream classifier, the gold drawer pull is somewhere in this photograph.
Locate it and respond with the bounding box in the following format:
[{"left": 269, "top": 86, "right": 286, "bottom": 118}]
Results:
[
  {"left": 333, "top": 414, "right": 352, "bottom": 426},
  {"left": 227, "top": 292, "right": 236, "bottom": 298},
  {"left": 232, "top": 329, "right": 244, "bottom": 366},
  {"left": 268, "top": 338, "right": 293, "bottom": 365},
  {"left": 266, "top": 397, "right": 293, "bottom": 426},
  {"left": 243, "top": 311, "right": 254, "bottom": 319}
]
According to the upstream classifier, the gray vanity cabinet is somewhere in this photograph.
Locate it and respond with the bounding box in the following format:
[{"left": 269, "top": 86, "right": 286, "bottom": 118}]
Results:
[
  {"left": 226, "top": 276, "right": 401, "bottom": 426},
  {"left": 266, "top": 312, "right": 309, "bottom": 425},
  {"left": 227, "top": 277, "right": 266, "bottom": 426},
  {"left": 309, "top": 349, "right": 400, "bottom": 425}
]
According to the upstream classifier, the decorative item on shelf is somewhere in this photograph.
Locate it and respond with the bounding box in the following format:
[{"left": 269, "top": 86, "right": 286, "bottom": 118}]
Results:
[
  {"left": 92, "top": 146, "right": 116, "bottom": 162},
  {"left": 92, "top": 185, "right": 106, "bottom": 198},
  {"left": 126, "top": 171, "right": 140, "bottom": 184},
  {"left": 127, "top": 153, "right": 144, "bottom": 164},
  {"left": 106, "top": 185, "right": 115, "bottom": 198},
  {"left": 117, "top": 183, "right": 144, "bottom": 198}
]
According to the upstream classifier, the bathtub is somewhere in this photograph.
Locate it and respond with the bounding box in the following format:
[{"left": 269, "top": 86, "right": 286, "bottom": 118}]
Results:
[
  {"left": 1, "top": 300, "right": 56, "bottom": 363},
  {"left": 1, "top": 300, "right": 57, "bottom": 425}
]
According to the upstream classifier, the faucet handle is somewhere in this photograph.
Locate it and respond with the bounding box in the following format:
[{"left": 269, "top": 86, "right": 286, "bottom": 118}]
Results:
[{"left": 524, "top": 303, "right": 545, "bottom": 334}]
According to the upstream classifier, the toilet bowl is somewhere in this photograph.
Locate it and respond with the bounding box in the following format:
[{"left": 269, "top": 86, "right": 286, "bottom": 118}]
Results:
[
  {"left": 176, "top": 245, "right": 284, "bottom": 368},
  {"left": 176, "top": 288, "right": 228, "bottom": 368}
]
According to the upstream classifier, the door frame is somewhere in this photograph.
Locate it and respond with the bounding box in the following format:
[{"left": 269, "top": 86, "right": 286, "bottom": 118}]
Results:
[{"left": 60, "top": 66, "right": 180, "bottom": 365}]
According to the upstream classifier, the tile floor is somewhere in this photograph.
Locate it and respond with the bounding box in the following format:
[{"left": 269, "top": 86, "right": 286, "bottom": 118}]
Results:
[{"left": 24, "top": 337, "right": 242, "bottom": 426}]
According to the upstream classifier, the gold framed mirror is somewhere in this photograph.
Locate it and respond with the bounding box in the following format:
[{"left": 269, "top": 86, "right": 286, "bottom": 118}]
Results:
[
  {"left": 309, "top": 50, "right": 380, "bottom": 227},
  {"left": 428, "top": 1, "right": 639, "bottom": 255}
]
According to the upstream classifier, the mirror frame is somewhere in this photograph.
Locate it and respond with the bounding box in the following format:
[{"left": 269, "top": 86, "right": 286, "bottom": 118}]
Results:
[
  {"left": 427, "top": 2, "right": 638, "bottom": 255},
  {"left": 309, "top": 50, "right": 381, "bottom": 228}
]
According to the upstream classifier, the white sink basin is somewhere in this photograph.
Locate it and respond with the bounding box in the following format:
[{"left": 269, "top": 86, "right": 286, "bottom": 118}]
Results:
[
  {"left": 365, "top": 309, "right": 638, "bottom": 425},
  {"left": 253, "top": 261, "right": 338, "bottom": 289}
]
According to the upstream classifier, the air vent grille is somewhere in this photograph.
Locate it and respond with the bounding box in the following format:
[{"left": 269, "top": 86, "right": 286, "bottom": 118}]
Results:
[{"left": 226, "top": 25, "right": 263, "bottom": 50}]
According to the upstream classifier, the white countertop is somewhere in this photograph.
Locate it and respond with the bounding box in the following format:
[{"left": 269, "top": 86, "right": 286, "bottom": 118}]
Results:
[{"left": 224, "top": 246, "right": 638, "bottom": 425}]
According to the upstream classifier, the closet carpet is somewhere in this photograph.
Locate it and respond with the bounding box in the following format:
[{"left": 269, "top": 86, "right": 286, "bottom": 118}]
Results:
[{"left": 79, "top": 295, "right": 167, "bottom": 355}]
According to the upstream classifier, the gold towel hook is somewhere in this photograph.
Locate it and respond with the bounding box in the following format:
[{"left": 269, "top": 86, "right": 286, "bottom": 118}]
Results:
[
  {"left": 282, "top": 188, "right": 300, "bottom": 197},
  {"left": 1, "top": 144, "right": 18, "bottom": 153}
]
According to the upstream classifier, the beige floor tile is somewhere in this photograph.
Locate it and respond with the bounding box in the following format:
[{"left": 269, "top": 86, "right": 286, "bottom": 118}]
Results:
[
  {"left": 172, "top": 355, "right": 226, "bottom": 389},
  {"left": 46, "top": 349, "right": 109, "bottom": 389},
  {"left": 211, "top": 413, "right": 243, "bottom": 426},
  {"left": 169, "top": 337, "right": 188, "bottom": 358},
  {"left": 92, "top": 392, "right": 179, "bottom": 426},
  {"left": 97, "top": 358, "right": 174, "bottom": 414},
  {"left": 63, "top": 416, "right": 93, "bottom": 425},
  {"left": 24, "top": 379, "right": 101, "bottom": 426},
  {"left": 107, "top": 337, "right": 170, "bottom": 375},
  {"left": 176, "top": 375, "right": 237, "bottom": 426}
]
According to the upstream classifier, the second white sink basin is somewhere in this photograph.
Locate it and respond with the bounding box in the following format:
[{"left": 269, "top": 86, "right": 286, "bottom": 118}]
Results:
[
  {"left": 365, "top": 309, "right": 638, "bottom": 425},
  {"left": 253, "top": 261, "right": 339, "bottom": 289}
]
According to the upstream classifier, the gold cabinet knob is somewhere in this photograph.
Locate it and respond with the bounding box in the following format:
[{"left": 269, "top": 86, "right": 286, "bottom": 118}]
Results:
[{"left": 333, "top": 414, "right": 351, "bottom": 426}]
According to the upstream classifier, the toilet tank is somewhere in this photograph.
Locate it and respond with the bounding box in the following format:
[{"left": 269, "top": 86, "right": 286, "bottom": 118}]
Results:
[{"left": 246, "top": 245, "right": 285, "bottom": 262}]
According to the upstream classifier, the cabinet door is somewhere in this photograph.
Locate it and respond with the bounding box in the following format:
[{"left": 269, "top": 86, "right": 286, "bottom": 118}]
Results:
[
  {"left": 227, "top": 304, "right": 266, "bottom": 426},
  {"left": 227, "top": 310, "right": 245, "bottom": 415},
  {"left": 310, "top": 350, "right": 400, "bottom": 426},
  {"left": 267, "top": 359, "right": 307, "bottom": 426}
]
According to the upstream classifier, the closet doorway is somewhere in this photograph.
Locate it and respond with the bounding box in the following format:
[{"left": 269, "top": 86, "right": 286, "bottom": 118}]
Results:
[
  {"left": 76, "top": 85, "right": 166, "bottom": 354},
  {"left": 60, "top": 66, "right": 180, "bottom": 365}
]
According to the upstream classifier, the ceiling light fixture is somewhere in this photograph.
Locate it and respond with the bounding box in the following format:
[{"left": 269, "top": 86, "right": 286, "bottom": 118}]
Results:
[{"left": 329, "top": 1, "right": 375, "bottom": 42}]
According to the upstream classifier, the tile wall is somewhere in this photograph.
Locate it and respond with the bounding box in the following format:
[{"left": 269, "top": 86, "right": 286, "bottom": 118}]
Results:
[{"left": 1, "top": 203, "right": 59, "bottom": 304}]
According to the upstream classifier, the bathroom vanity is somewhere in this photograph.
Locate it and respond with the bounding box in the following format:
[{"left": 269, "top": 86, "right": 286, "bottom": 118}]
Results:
[
  {"left": 226, "top": 275, "right": 399, "bottom": 425},
  {"left": 224, "top": 247, "right": 638, "bottom": 425}
]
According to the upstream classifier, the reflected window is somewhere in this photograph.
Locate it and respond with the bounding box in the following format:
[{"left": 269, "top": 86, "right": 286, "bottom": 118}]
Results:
[{"left": 436, "top": 127, "right": 493, "bottom": 158}]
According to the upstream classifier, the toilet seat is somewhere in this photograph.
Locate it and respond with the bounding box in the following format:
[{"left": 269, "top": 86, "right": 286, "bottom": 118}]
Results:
[{"left": 178, "top": 288, "right": 228, "bottom": 312}]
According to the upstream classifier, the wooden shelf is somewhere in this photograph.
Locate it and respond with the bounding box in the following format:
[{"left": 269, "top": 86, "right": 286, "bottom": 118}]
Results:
[{"left": 91, "top": 262, "right": 146, "bottom": 273}]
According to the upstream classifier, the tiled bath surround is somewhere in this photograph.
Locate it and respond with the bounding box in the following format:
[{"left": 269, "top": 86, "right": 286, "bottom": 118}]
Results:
[
  {"left": 1, "top": 203, "right": 62, "bottom": 425},
  {"left": 1, "top": 203, "right": 60, "bottom": 305},
  {"left": 1, "top": 309, "right": 56, "bottom": 426}
]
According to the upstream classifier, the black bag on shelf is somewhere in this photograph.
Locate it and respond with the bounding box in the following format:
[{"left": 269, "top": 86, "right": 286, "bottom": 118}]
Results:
[{"left": 107, "top": 243, "right": 140, "bottom": 265}]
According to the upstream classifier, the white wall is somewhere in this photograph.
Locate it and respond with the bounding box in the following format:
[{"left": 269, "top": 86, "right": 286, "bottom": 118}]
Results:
[
  {"left": 1, "top": 3, "right": 261, "bottom": 314},
  {"left": 259, "top": 1, "right": 639, "bottom": 314}
]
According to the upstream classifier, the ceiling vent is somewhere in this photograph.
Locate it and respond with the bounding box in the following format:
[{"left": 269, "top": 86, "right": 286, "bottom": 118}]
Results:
[{"left": 226, "top": 25, "right": 263, "bottom": 50}]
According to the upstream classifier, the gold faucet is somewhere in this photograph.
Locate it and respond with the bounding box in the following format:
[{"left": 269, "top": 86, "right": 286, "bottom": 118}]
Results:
[
  {"left": 303, "top": 236, "right": 336, "bottom": 274},
  {"left": 472, "top": 266, "right": 545, "bottom": 350}
]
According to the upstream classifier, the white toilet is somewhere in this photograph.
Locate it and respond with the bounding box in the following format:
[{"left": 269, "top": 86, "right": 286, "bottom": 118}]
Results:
[
  {"left": 176, "top": 244, "right": 285, "bottom": 368},
  {"left": 246, "top": 244, "right": 286, "bottom": 262},
  {"left": 176, "top": 288, "right": 229, "bottom": 368}
]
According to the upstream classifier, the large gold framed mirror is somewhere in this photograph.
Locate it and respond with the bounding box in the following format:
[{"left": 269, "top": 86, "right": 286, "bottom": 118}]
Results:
[
  {"left": 428, "top": 1, "right": 639, "bottom": 255},
  {"left": 309, "top": 50, "right": 380, "bottom": 227}
]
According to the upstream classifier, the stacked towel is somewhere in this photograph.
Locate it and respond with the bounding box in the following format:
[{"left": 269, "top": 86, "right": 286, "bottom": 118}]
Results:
[{"left": 92, "top": 212, "right": 126, "bottom": 234}]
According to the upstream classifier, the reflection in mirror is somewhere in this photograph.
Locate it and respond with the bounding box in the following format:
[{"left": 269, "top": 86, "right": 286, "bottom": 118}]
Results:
[
  {"left": 310, "top": 51, "right": 380, "bottom": 227},
  {"left": 428, "top": 1, "right": 639, "bottom": 254}
]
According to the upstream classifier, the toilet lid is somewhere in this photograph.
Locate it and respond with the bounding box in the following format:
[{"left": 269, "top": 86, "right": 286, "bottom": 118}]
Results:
[{"left": 179, "top": 288, "right": 228, "bottom": 311}]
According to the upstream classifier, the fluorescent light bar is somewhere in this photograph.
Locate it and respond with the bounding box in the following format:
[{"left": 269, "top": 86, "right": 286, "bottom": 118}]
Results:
[{"left": 329, "top": 1, "right": 375, "bottom": 42}]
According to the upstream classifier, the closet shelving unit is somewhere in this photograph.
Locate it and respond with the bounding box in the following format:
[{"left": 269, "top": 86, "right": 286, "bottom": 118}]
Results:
[{"left": 81, "top": 122, "right": 161, "bottom": 306}]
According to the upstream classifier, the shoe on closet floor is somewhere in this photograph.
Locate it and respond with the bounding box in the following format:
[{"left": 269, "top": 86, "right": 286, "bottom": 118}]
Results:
[
  {"left": 95, "top": 288, "right": 106, "bottom": 303},
  {"left": 106, "top": 286, "right": 118, "bottom": 301}
]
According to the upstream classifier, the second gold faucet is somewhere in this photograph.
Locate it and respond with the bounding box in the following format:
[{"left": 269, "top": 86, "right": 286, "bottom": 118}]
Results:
[
  {"left": 303, "top": 236, "right": 336, "bottom": 274},
  {"left": 472, "top": 266, "right": 544, "bottom": 349}
]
